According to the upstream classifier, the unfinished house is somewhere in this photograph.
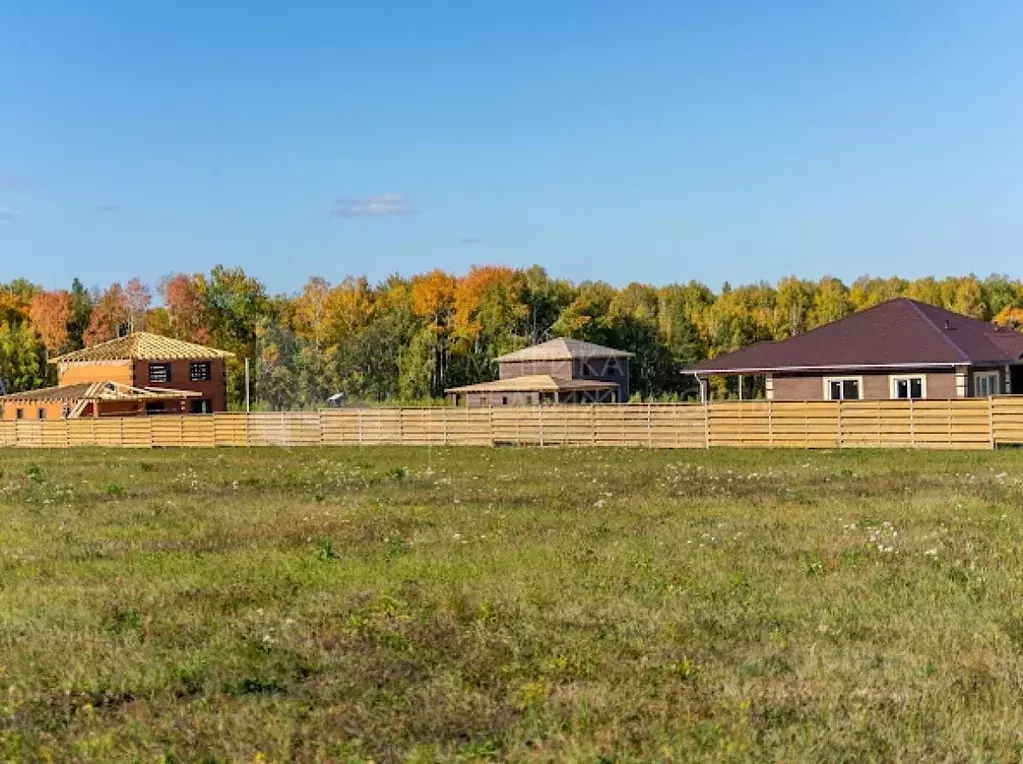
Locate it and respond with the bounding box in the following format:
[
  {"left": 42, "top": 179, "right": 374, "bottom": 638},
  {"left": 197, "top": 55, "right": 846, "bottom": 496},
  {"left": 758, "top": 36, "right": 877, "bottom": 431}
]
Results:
[
  {"left": 0, "top": 332, "right": 233, "bottom": 420},
  {"left": 446, "top": 338, "right": 633, "bottom": 406}
]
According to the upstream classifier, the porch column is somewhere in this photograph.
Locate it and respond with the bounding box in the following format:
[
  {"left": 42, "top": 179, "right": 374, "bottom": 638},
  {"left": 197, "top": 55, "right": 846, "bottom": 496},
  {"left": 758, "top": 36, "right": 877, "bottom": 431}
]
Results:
[
  {"left": 765, "top": 374, "right": 774, "bottom": 401},
  {"left": 955, "top": 367, "right": 968, "bottom": 398},
  {"left": 1006, "top": 365, "right": 1012, "bottom": 395},
  {"left": 738, "top": 374, "right": 744, "bottom": 401}
]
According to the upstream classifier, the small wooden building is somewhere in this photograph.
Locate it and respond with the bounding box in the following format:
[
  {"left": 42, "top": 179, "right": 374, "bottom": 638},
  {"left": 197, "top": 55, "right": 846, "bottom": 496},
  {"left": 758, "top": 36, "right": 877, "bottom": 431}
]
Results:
[
  {"left": 0, "top": 332, "right": 233, "bottom": 421},
  {"left": 446, "top": 338, "right": 633, "bottom": 406}
]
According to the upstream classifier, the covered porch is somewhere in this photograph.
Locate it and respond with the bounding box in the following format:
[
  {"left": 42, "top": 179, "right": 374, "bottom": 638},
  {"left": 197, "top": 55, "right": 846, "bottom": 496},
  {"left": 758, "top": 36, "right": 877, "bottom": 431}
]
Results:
[
  {"left": 445, "top": 375, "right": 620, "bottom": 407},
  {"left": 0, "top": 381, "right": 200, "bottom": 421}
]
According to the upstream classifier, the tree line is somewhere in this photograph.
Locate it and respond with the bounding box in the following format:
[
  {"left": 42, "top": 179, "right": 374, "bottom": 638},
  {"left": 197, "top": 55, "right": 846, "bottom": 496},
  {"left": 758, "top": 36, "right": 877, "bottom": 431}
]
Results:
[{"left": 1, "top": 266, "right": 1021, "bottom": 407}]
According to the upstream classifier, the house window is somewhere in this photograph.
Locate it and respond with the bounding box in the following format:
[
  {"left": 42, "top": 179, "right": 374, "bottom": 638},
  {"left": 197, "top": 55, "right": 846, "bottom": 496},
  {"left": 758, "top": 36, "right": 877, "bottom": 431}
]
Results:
[
  {"left": 148, "top": 363, "right": 171, "bottom": 383},
  {"left": 190, "top": 399, "right": 212, "bottom": 414},
  {"left": 145, "top": 401, "right": 166, "bottom": 415},
  {"left": 15, "top": 408, "right": 23, "bottom": 420},
  {"left": 824, "top": 376, "right": 862, "bottom": 401},
  {"left": 37, "top": 408, "right": 46, "bottom": 420},
  {"left": 501, "top": 396, "right": 508, "bottom": 406},
  {"left": 606, "top": 357, "right": 621, "bottom": 375},
  {"left": 890, "top": 375, "right": 926, "bottom": 400},
  {"left": 974, "top": 371, "right": 1000, "bottom": 397},
  {"left": 189, "top": 362, "right": 212, "bottom": 382}
]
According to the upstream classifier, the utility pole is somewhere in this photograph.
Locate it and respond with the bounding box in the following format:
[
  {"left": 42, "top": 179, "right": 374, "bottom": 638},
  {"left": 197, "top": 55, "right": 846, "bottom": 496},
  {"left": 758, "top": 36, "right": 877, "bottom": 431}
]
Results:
[{"left": 244, "top": 358, "right": 250, "bottom": 413}]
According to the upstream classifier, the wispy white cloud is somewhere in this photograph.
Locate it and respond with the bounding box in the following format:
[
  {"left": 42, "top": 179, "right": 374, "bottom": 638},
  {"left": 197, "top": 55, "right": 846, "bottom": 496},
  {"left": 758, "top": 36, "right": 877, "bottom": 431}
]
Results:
[
  {"left": 0, "top": 209, "right": 21, "bottom": 222},
  {"left": 459, "top": 236, "right": 483, "bottom": 244},
  {"left": 330, "top": 193, "right": 416, "bottom": 218},
  {"left": 94, "top": 203, "right": 122, "bottom": 214}
]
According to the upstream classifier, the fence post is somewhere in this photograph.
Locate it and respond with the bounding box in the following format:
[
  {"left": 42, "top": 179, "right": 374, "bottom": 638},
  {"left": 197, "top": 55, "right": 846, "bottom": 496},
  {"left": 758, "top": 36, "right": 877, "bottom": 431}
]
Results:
[
  {"left": 703, "top": 401, "right": 710, "bottom": 449},
  {"left": 539, "top": 403, "right": 544, "bottom": 447},
  {"left": 909, "top": 397, "right": 916, "bottom": 448},
  {"left": 990, "top": 396, "right": 996, "bottom": 450},
  {"left": 837, "top": 401, "right": 844, "bottom": 449},
  {"left": 647, "top": 402, "right": 652, "bottom": 448}
]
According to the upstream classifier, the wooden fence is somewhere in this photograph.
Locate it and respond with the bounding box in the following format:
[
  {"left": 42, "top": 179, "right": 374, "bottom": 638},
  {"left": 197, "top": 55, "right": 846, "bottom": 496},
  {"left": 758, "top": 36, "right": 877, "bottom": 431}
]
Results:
[{"left": 3, "top": 399, "right": 1023, "bottom": 449}]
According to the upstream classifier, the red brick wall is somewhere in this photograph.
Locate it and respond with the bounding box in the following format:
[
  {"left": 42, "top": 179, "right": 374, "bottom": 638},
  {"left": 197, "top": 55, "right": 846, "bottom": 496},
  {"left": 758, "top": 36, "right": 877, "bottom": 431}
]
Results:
[{"left": 133, "top": 358, "right": 228, "bottom": 411}]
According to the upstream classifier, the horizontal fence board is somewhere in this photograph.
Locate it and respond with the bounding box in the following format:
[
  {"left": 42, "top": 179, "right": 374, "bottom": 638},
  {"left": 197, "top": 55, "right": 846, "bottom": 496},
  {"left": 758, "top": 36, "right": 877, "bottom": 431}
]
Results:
[{"left": 3, "top": 397, "right": 1023, "bottom": 449}]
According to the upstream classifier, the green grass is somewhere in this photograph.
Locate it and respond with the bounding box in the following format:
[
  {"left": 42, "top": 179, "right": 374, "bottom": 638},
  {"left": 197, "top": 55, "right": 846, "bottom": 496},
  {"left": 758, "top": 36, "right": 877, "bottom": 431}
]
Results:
[{"left": 2, "top": 446, "right": 1023, "bottom": 761}]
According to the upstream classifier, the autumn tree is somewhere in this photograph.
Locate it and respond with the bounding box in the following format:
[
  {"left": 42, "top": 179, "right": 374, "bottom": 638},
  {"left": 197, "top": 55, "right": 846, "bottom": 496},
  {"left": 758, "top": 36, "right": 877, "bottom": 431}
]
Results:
[
  {"left": 808, "top": 277, "right": 852, "bottom": 327},
  {"left": 410, "top": 269, "right": 457, "bottom": 396},
  {"left": 84, "top": 283, "right": 129, "bottom": 345},
  {"left": 201, "top": 266, "right": 274, "bottom": 405},
  {"left": 159, "top": 273, "right": 210, "bottom": 342},
  {"left": 28, "top": 290, "right": 72, "bottom": 357},
  {"left": 774, "top": 277, "right": 814, "bottom": 338},
  {"left": 124, "top": 277, "right": 153, "bottom": 332}
]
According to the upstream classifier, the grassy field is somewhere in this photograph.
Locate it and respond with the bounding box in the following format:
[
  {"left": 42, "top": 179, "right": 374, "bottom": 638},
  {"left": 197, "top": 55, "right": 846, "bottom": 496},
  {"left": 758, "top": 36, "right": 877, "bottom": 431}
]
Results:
[{"left": 2, "top": 446, "right": 1023, "bottom": 762}]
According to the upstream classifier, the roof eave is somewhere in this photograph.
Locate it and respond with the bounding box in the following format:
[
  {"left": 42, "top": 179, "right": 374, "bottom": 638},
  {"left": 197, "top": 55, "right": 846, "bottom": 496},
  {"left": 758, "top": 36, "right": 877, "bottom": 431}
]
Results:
[{"left": 687, "top": 361, "right": 975, "bottom": 375}]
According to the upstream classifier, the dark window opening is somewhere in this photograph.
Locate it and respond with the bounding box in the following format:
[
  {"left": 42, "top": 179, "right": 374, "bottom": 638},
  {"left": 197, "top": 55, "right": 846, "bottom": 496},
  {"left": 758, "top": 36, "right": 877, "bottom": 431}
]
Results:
[
  {"left": 189, "top": 362, "right": 212, "bottom": 382},
  {"left": 37, "top": 408, "right": 46, "bottom": 420},
  {"left": 148, "top": 363, "right": 171, "bottom": 383},
  {"left": 15, "top": 408, "right": 23, "bottom": 420},
  {"left": 145, "top": 401, "right": 167, "bottom": 415},
  {"left": 828, "top": 379, "right": 860, "bottom": 401},
  {"left": 501, "top": 396, "right": 508, "bottom": 405},
  {"left": 190, "top": 399, "right": 212, "bottom": 414},
  {"left": 894, "top": 378, "right": 923, "bottom": 399}
]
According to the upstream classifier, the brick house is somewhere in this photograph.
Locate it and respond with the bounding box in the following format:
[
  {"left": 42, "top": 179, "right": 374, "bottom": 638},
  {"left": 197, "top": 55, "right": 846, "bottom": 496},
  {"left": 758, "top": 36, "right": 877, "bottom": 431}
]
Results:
[
  {"left": 690, "top": 298, "right": 1023, "bottom": 401},
  {"left": 0, "top": 332, "right": 233, "bottom": 420},
  {"left": 446, "top": 338, "right": 633, "bottom": 406}
]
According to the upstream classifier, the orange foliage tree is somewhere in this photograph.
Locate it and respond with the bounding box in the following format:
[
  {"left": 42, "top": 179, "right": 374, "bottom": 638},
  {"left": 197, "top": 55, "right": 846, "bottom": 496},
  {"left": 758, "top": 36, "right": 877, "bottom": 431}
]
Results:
[{"left": 28, "top": 290, "right": 72, "bottom": 356}]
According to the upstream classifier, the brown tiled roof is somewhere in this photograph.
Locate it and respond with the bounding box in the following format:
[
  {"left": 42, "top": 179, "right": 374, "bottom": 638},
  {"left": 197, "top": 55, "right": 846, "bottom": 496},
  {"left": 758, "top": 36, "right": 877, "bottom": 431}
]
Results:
[
  {"left": 691, "top": 298, "right": 1023, "bottom": 374},
  {"left": 445, "top": 375, "right": 619, "bottom": 394},
  {"left": 51, "top": 332, "right": 233, "bottom": 363},
  {"left": 496, "top": 338, "right": 633, "bottom": 362},
  {"left": 0, "top": 381, "right": 200, "bottom": 403}
]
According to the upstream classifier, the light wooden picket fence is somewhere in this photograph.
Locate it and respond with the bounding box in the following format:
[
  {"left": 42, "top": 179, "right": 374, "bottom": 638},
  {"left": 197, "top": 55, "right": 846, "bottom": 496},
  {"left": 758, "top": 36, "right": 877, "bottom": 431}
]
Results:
[{"left": 2, "top": 399, "right": 1023, "bottom": 449}]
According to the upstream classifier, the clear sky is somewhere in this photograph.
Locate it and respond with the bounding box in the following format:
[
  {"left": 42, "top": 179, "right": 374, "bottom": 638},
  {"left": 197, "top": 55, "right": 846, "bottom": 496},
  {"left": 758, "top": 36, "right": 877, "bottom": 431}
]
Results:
[{"left": 1, "top": 1, "right": 1022, "bottom": 294}]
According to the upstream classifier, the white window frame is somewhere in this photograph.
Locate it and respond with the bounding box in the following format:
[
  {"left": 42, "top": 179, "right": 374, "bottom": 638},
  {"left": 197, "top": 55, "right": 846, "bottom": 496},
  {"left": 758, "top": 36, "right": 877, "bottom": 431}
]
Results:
[
  {"left": 890, "top": 374, "right": 927, "bottom": 400},
  {"left": 823, "top": 376, "right": 864, "bottom": 401},
  {"left": 973, "top": 370, "right": 1000, "bottom": 398}
]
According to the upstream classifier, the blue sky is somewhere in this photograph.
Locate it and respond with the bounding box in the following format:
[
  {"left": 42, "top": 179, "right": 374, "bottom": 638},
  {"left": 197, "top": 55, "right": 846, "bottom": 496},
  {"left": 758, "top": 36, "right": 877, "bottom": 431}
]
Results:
[{"left": 1, "top": 1, "right": 1022, "bottom": 294}]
